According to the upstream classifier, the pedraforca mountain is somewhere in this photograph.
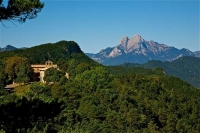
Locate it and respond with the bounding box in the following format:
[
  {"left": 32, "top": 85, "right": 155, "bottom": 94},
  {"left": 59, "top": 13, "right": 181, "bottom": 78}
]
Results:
[{"left": 87, "top": 34, "right": 199, "bottom": 65}]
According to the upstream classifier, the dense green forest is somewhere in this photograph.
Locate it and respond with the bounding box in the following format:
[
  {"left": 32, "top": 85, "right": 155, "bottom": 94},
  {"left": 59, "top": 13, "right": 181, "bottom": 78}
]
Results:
[
  {"left": 0, "top": 40, "right": 98, "bottom": 65},
  {"left": 118, "top": 57, "right": 200, "bottom": 88},
  {"left": 0, "top": 41, "right": 200, "bottom": 132}
]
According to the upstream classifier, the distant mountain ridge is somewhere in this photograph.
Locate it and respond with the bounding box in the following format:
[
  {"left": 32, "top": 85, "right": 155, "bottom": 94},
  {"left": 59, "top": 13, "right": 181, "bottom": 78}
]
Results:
[
  {"left": 0, "top": 45, "right": 17, "bottom": 52},
  {"left": 0, "top": 45, "right": 27, "bottom": 52},
  {"left": 120, "top": 56, "right": 200, "bottom": 88},
  {"left": 86, "top": 34, "right": 200, "bottom": 65}
]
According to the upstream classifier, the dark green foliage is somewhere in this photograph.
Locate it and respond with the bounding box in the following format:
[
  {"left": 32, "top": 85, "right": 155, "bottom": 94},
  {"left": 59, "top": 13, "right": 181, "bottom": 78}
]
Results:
[
  {"left": 0, "top": 0, "right": 44, "bottom": 23},
  {"left": 1, "top": 70, "right": 200, "bottom": 132},
  {"left": 106, "top": 65, "right": 165, "bottom": 76},
  {"left": 24, "top": 82, "right": 54, "bottom": 102},
  {"left": 15, "top": 63, "right": 31, "bottom": 83},
  {"left": 4, "top": 56, "right": 32, "bottom": 84},
  {"left": 0, "top": 98, "right": 62, "bottom": 133},
  {"left": 0, "top": 63, "right": 6, "bottom": 90},
  {"left": 50, "top": 67, "right": 200, "bottom": 132},
  {"left": 0, "top": 41, "right": 98, "bottom": 66},
  {"left": 43, "top": 67, "right": 65, "bottom": 83},
  {"left": 120, "top": 56, "right": 200, "bottom": 88},
  {"left": 0, "top": 82, "right": 62, "bottom": 132}
]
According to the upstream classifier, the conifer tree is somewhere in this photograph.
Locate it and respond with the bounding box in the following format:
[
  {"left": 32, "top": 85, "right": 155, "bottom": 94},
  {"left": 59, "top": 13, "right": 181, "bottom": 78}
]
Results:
[{"left": 0, "top": 0, "right": 44, "bottom": 23}]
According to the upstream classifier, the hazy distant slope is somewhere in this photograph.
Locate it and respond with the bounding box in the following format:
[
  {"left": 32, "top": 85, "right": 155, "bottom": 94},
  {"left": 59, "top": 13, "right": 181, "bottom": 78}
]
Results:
[
  {"left": 85, "top": 53, "right": 96, "bottom": 58},
  {"left": 194, "top": 51, "right": 200, "bottom": 57},
  {"left": 120, "top": 56, "right": 200, "bottom": 88},
  {"left": 0, "top": 45, "right": 17, "bottom": 52}
]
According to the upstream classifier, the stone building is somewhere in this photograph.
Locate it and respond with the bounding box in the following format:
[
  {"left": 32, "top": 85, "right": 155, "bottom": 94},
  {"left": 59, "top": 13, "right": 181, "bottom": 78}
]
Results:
[{"left": 31, "top": 60, "right": 58, "bottom": 82}]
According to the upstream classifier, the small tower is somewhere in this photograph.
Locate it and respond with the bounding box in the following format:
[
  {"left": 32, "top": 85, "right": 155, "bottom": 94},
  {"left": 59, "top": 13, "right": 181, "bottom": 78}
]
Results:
[{"left": 45, "top": 60, "right": 53, "bottom": 67}]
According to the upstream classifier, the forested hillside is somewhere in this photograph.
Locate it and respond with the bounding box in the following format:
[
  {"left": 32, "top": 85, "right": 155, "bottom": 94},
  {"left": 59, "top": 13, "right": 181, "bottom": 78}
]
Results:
[
  {"left": 0, "top": 41, "right": 100, "bottom": 87},
  {"left": 119, "top": 56, "right": 200, "bottom": 88},
  {"left": 0, "top": 40, "right": 98, "bottom": 66},
  {"left": 0, "top": 41, "right": 200, "bottom": 132}
]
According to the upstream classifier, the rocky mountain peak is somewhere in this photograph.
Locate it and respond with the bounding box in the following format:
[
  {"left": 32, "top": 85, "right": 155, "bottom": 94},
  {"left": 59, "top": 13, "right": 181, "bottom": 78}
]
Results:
[
  {"left": 119, "top": 35, "right": 129, "bottom": 44},
  {"left": 88, "top": 34, "right": 199, "bottom": 65},
  {"left": 117, "top": 36, "right": 128, "bottom": 51},
  {"left": 132, "top": 34, "right": 144, "bottom": 42},
  {"left": 117, "top": 34, "right": 147, "bottom": 53},
  {"left": 128, "top": 34, "right": 145, "bottom": 45}
]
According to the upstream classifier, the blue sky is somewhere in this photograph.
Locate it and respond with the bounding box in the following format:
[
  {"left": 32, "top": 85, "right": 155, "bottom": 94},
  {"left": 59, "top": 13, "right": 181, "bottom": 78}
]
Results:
[{"left": 0, "top": 0, "right": 199, "bottom": 53}]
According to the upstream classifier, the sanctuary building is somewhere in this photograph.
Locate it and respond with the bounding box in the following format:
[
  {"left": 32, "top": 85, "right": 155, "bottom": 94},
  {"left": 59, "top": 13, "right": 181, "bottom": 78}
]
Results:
[{"left": 31, "top": 60, "right": 58, "bottom": 82}]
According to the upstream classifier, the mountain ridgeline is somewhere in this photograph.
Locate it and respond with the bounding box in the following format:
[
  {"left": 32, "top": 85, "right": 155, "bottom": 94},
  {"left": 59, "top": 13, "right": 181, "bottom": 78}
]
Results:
[
  {"left": 115, "top": 56, "right": 200, "bottom": 88},
  {"left": 87, "top": 34, "right": 200, "bottom": 65},
  {"left": 0, "top": 40, "right": 98, "bottom": 66},
  {"left": 0, "top": 45, "right": 18, "bottom": 52}
]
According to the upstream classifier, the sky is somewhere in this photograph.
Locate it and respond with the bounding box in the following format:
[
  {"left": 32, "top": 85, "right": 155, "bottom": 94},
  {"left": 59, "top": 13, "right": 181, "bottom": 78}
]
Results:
[{"left": 0, "top": 0, "right": 199, "bottom": 53}]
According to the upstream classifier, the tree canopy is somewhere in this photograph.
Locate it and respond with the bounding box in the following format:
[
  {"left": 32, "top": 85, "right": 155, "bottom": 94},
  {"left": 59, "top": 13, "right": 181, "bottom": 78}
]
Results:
[
  {"left": 4, "top": 55, "right": 31, "bottom": 84},
  {"left": 44, "top": 67, "right": 65, "bottom": 83},
  {"left": 0, "top": 0, "right": 44, "bottom": 23}
]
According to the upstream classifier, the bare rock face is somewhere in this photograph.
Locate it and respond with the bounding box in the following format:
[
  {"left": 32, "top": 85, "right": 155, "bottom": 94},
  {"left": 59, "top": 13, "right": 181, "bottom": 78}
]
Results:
[{"left": 86, "top": 34, "right": 199, "bottom": 65}]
